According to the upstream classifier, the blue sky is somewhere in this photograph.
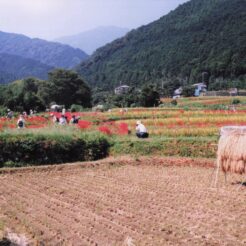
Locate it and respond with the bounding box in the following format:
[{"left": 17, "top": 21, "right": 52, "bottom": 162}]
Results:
[{"left": 0, "top": 0, "right": 189, "bottom": 40}]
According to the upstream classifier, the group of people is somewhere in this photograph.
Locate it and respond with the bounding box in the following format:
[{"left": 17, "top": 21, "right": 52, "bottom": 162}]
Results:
[
  {"left": 6, "top": 109, "right": 26, "bottom": 128},
  {"left": 7, "top": 109, "right": 149, "bottom": 138},
  {"left": 16, "top": 116, "right": 149, "bottom": 138},
  {"left": 6, "top": 109, "right": 37, "bottom": 129},
  {"left": 53, "top": 114, "right": 149, "bottom": 138},
  {"left": 52, "top": 116, "right": 149, "bottom": 138},
  {"left": 52, "top": 114, "right": 80, "bottom": 125},
  {"left": 15, "top": 114, "right": 80, "bottom": 129}
]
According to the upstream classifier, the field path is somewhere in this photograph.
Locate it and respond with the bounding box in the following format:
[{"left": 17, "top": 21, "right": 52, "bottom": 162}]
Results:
[{"left": 0, "top": 157, "right": 245, "bottom": 245}]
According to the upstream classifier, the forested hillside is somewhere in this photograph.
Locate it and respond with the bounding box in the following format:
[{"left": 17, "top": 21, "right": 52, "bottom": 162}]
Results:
[
  {"left": 77, "top": 0, "right": 246, "bottom": 91},
  {"left": 0, "top": 53, "right": 53, "bottom": 83},
  {"left": 0, "top": 31, "right": 88, "bottom": 69}
]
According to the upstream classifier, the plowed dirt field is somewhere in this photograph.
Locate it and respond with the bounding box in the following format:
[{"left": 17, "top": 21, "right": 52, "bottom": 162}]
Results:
[{"left": 0, "top": 157, "right": 245, "bottom": 245}]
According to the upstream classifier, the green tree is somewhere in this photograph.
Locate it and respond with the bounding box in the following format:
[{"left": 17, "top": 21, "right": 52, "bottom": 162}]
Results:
[
  {"left": 182, "top": 85, "right": 195, "bottom": 97},
  {"left": 139, "top": 84, "right": 160, "bottom": 107},
  {"left": 47, "top": 69, "right": 92, "bottom": 108},
  {"left": 0, "top": 85, "right": 7, "bottom": 105},
  {"left": 162, "top": 79, "right": 182, "bottom": 97},
  {"left": 4, "top": 78, "right": 45, "bottom": 112}
]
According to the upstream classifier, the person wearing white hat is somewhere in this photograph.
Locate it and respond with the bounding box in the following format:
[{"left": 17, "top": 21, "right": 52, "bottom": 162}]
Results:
[
  {"left": 7, "top": 109, "right": 13, "bottom": 119},
  {"left": 136, "top": 121, "right": 149, "bottom": 138}
]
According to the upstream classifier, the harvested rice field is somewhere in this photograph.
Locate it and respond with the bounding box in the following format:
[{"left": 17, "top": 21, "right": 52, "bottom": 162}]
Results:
[{"left": 0, "top": 157, "right": 245, "bottom": 245}]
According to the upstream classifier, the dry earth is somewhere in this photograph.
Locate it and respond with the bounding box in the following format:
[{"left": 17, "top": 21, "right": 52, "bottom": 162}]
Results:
[{"left": 0, "top": 157, "right": 245, "bottom": 246}]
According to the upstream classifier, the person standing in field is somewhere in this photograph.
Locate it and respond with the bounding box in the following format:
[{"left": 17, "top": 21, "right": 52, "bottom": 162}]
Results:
[
  {"left": 62, "top": 108, "right": 66, "bottom": 115},
  {"left": 7, "top": 109, "right": 13, "bottom": 119},
  {"left": 59, "top": 115, "right": 67, "bottom": 125},
  {"left": 17, "top": 115, "right": 25, "bottom": 129},
  {"left": 136, "top": 121, "right": 149, "bottom": 138},
  {"left": 51, "top": 114, "right": 59, "bottom": 124}
]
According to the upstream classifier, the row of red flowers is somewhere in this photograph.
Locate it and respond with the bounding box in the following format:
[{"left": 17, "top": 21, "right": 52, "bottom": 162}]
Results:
[{"left": 0, "top": 114, "right": 130, "bottom": 136}]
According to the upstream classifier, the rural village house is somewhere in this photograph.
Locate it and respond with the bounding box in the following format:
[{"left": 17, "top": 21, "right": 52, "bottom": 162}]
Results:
[{"left": 114, "top": 85, "right": 130, "bottom": 95}]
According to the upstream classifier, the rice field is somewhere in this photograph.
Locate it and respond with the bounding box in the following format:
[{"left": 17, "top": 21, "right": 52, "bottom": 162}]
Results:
[
  {"left": 0, "top": 157, "right": 245, "bottom": 245},
  {"left": 1, "top": 97, "right": 246, "bottom": 245},
  {"left": 1, "top": 96, "right": 246, "bottom": 139}
]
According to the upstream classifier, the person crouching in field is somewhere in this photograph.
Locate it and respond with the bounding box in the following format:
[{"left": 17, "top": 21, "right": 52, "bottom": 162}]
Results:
[
  {"left": 70, "top": 115, "right": 79, "bottom": 124},
  {"left": 136, "top": 121, "right": 149, "bottom": 138},
  {"left": 17, "top": 115, "right": 25, "bottom": 129}
]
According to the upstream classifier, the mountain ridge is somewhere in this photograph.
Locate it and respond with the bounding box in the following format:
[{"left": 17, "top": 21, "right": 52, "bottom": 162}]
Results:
[
  {"left": 55, "top": 26, "right": 129, "bottom": 55},
  {"left": 0, "top": 53, "right": 53, "bottom": 84},
  {"left": 0, "top": 30, "right": 88, "bottom": 69}
]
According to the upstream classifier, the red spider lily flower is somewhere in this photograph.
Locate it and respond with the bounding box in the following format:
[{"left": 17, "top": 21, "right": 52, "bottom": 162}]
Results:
[
  {"left": 176, "top": 120, "right": 185, "bottom": 126},
  {"left": 98, "top": 126, "right": 112, "bottom": 135},
  {"left": 8, "top": 124, "right": 16, "bottom": 129},
  {"left": 104, "top": 121, "right": 115, "bottom": 126},
  {"left": 0, "top": 118, "right": 8, "bottom": 123},
  {"left": 28, "top": 116, "right": 48, "bottom": 123},
  {"left": 118, "top": 123, "right": 129, "bottom": 135},
  {"left": 167, "top": 124, "right": 175, "bottom": 129},
  {"left": 195, "top": 123, "right": 207, "bottom": 127},
  {"left": 77, "top": 120, "right": 92, "bottom": 129}
]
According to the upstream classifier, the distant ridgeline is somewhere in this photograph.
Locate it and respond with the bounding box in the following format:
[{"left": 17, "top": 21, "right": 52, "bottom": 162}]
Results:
[
  {"left": 0, "top": 31, "right": 88, "bottom": 84},
  {"left": 55, "top": 26, "right": 129, "bottom": 55},
  {"left": 0, "top": 53, "right": 53, "bottom": 83},
  {"left": 77, "top": 0, "right": 246, "bottom": 91}
]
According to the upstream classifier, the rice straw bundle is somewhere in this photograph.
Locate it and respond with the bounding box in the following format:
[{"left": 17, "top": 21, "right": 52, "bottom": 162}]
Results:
[{"left": 217, "top": 126, "right": 246, "bottom": 174}]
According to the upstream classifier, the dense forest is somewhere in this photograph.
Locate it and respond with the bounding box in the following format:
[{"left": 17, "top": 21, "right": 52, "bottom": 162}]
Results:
[{"left": 77, "top": 0, "right": 246, "bottom": 92}]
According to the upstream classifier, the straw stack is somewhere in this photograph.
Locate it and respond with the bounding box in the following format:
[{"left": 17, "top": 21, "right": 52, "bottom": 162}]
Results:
[{"left": 217, "top": 126, "right": 246, "bottom": 174}]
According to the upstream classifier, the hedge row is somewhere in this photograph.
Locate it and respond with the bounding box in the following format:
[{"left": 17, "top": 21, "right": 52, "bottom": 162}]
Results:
[
  {"left": 111, "top": 137, "right": 218, "bottom": 158},
  {"left": 0, "top": 132, "right": 110, "bottom": 167}
]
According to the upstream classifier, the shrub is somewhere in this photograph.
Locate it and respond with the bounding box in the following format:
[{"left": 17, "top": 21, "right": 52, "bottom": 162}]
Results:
[
  {"left": 182, "top": 85, "right": 194, "bottom": 97},
  {"left": 0, "top": 130, "right": 110, "bottom": 167},
  {"left": 171, "top": 99, "right": 178, "bottom": 106},
  {"left": 70, "top": 104, "right": 84, "bottom": 112},
  {"left": 0, "top": 106, "right": 8, "bottom": 117},
  {"left": 209, "top": 104, "right": 228, "bottom": 110},
  {"left": 232, "top": 98, "right": 241, "bottom": 105},
  {"left": 111, "top": 137, "right": 217, "bottom": 158}
]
